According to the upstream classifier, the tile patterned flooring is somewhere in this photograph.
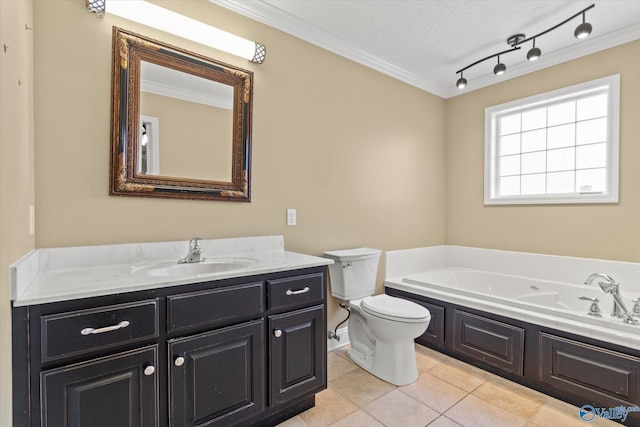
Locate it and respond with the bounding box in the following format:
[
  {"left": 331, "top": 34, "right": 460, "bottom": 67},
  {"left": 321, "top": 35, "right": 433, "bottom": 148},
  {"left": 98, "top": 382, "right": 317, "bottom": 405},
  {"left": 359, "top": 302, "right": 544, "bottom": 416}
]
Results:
[{"left": 277, "top": 345, "right": 620, "bottom": 427}]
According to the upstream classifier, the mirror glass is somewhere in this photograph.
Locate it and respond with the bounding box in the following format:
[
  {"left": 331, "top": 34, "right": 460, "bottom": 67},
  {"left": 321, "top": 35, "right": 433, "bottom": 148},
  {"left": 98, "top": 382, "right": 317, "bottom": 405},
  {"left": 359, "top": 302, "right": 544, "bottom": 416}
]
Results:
[{"left": 110, "top": 28, "right": 253, "bottom": 201}]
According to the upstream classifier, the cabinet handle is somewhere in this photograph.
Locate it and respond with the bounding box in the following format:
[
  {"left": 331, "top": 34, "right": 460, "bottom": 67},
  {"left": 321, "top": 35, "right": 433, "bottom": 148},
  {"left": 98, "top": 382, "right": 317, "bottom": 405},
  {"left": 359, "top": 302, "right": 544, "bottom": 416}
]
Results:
[
  {"left": 273, "top": 329, "right": 282, "bottom": 338},
  {"left": 144, "top": 365, "right": 155, "bottom": 376},
  {"left": 174, "top": 356, "right": 185, "bottom": 367},
  {"left": 285, "top": 287, "right": 309, "bottom": 296},
  {"left": 80, "top": 320, "right": 130, "bottom": 336}
]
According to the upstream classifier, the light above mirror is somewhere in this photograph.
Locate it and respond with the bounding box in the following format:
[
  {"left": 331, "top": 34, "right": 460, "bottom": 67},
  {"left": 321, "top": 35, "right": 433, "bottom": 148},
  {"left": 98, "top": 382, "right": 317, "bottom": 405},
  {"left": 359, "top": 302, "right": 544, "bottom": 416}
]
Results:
[{"left": 87, "top": 0, "right": 266, "bottom": 63}]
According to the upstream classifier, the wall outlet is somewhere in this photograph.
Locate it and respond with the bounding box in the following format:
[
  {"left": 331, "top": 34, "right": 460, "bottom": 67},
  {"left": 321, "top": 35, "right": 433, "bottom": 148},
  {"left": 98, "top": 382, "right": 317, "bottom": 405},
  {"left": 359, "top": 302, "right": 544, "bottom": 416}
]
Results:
[{"left": 286, "top": 208, "right": 296, "bottom": 226}]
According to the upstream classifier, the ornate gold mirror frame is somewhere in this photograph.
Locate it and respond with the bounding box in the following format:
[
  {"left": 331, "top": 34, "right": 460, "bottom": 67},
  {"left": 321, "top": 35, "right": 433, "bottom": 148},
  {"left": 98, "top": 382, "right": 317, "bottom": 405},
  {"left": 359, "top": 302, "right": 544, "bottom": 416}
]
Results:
[{"left": 110, "top": 27, "right": 253, "bottom": 201}]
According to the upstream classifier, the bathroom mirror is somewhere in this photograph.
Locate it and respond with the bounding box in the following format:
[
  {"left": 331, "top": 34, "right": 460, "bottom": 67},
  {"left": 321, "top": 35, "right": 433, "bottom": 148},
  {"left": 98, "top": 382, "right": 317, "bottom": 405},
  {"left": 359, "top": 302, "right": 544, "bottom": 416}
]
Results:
[{"left": 110, "top": 27, "right": 252, "bottom": 201}]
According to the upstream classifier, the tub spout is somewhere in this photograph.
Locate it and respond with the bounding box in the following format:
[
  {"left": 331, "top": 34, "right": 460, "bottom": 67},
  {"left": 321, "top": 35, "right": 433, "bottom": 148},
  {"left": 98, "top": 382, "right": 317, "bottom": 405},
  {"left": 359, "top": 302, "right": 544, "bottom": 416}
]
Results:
[{"left": 584, "top": 273, "right": 616, "bottom": 287}]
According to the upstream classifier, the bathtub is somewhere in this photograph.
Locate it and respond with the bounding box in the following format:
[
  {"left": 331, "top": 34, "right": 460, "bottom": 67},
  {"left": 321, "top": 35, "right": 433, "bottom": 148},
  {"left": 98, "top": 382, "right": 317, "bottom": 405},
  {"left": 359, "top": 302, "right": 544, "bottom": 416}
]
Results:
[{"left": 385, "top": 266, "right": 640, "bottom": 350}]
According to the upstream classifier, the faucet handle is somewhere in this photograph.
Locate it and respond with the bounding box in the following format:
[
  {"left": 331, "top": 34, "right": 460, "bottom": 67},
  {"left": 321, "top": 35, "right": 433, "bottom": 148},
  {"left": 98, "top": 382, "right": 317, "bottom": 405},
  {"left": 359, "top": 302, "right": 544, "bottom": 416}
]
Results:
[
  {"left": 190, "top": 237, "right": 202, "bottom": 248},
  {"left": 579, "top": 295, "right": 602, "bottom": 317}
]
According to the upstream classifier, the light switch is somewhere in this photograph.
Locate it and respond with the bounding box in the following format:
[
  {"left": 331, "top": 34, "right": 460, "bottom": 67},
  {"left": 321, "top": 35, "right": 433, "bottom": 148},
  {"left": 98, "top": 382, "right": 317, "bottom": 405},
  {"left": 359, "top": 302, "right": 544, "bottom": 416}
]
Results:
[{"left": 287, "top": 209, "right": 296, "bottom": 226}]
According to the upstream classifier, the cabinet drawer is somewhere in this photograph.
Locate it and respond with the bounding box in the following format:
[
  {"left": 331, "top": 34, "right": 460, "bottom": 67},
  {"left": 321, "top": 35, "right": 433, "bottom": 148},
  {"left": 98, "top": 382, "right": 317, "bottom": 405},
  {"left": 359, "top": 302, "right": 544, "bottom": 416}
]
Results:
[
  {"left": 41, "top": 299, "right": 159, "bottom": 363},
  {"left": 167, "top": 282, "right": 264, "bottom": 333},
  {"left": 540, "top": 333, "right": 640, "bottom": 406},
  {"left": 452, "top": 309, "right": 524, "bottom": 376},
  {"left": 267, "top": 273, "right": 324, "bottom": 310}
]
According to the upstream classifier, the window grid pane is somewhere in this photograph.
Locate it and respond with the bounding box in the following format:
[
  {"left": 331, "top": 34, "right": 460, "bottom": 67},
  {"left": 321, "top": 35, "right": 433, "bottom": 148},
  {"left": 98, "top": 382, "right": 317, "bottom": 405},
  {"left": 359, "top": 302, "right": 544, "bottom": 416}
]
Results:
[{"left": 493, "top": 86, "right": 610, "bottom": 200}]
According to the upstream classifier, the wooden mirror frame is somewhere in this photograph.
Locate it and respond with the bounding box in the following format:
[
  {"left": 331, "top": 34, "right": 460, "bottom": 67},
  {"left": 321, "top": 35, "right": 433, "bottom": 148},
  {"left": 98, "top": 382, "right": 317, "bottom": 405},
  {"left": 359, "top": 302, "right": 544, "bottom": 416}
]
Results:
[{"left": 110, "top": 27, "right": 253, "bottom": 201}]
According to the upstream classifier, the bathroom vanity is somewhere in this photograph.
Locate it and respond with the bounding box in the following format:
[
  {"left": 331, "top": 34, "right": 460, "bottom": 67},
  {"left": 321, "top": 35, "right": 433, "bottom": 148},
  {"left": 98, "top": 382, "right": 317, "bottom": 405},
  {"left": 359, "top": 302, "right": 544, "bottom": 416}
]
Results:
[{"left": 11, "top": 236, "right": 331, "bottom": 427}]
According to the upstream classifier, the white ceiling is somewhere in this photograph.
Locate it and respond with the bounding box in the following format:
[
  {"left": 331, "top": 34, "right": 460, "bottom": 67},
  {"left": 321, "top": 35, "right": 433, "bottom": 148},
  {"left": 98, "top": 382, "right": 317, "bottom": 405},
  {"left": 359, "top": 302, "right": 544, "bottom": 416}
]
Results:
[{"left": 212, "top": 0, "right": 640, "bottom": 98}]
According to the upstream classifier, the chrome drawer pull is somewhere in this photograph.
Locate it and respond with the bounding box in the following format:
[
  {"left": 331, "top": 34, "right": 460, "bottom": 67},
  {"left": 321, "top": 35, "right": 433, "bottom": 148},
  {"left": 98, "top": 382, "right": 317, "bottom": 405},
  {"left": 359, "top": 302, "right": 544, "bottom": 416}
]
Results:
[
  {"left": 81, "top": 320, "right": 130, "bottom": 336},
  {"left": 286, "top": 287, "right": 309, "bottom": 296}
]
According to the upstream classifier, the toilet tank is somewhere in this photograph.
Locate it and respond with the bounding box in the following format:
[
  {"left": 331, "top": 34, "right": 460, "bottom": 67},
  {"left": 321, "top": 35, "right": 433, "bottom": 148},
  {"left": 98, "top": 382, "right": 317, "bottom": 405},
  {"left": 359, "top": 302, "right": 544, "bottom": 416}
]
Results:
[{"left": 323, "top": 248, "right": 382, "bottom": 300}]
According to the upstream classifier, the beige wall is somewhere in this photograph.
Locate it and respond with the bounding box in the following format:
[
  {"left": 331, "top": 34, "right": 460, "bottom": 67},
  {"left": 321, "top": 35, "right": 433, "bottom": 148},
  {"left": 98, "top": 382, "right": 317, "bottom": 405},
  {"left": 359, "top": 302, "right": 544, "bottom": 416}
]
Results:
[
  {"left": 445, "top": 40, "right": 640, "bottom": 262},
  {"left": 140, "top": 92, "right": 233, "bottom": 181},
  {"left": 33, "top": 0, "right": 446, "bottom": 333},
  {"left": 0, "top": 0, "right": 35, "bottom": 424}
]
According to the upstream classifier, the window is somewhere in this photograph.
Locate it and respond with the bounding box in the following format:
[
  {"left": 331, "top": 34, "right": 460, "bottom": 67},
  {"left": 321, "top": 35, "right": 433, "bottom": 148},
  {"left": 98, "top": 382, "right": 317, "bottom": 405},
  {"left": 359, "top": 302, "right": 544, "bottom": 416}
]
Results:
[{"left": 484, "top": 75, "right": 619, "bottom": 205}]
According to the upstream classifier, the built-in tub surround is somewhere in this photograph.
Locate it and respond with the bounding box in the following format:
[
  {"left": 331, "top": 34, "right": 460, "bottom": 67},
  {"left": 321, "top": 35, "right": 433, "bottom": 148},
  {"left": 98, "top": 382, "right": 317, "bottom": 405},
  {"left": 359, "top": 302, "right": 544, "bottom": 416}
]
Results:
[
  {"left": 385, "top": 245, "right": 640, "bottom": 350},
  {"left": 11, "top": 235, "right": 333, "bottom": 306}
]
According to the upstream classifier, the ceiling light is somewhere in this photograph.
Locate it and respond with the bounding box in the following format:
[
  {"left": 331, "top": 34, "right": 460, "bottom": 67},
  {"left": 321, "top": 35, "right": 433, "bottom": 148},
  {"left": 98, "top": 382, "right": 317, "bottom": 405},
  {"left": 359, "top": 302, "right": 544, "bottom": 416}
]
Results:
[
  {"left": 454, "top": 4, "right": 594, "bottom": 89},
  {"left": 86, "top": 0, "right": 266, "bottom": 63},
  {"left": 527, "top": 39, "right": 541, "bottom": 61},
  {"left": 574, "top": 13, "right": 593, "bottom": 39},
  {"left": 494, "top": 56, "right": 506, "bottom": 75},
  {"left": 456, "top": 72, "right": 467, "bottom": 89}
]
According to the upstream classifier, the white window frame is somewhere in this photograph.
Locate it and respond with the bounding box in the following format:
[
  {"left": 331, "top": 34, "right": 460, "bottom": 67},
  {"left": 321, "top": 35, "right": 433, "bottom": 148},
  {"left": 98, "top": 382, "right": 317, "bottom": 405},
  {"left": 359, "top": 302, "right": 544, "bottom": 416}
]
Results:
[{"left": 484, "top": 74, "right": 620, "bottom": 205}]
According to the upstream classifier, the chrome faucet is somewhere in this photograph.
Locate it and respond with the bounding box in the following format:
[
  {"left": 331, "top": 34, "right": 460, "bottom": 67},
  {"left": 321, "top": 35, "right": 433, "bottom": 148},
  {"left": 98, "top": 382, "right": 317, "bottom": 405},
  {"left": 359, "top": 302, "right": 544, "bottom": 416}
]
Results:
[
  {"left": 178, "top": 237, "right": 204, "bottom": 264},
  {"left": 584, "top": 273, "right": 638, "bottom": 324}
]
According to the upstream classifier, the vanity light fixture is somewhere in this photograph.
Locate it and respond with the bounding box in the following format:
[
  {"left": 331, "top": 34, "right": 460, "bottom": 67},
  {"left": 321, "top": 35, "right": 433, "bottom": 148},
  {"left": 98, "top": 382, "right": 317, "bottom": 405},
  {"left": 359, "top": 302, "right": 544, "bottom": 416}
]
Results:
[
  {"left": 455, "top": 3, "right": 593, "bottom": 89},
  {"left": 86, "top": 0, "right": 266, "bottom": 64}
]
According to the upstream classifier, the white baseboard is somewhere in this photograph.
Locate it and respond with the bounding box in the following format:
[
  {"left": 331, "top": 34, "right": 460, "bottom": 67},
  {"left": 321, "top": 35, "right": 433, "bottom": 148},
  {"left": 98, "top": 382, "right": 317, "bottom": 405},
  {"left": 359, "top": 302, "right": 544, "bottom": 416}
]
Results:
[{"left": 327, "top": 327, "right": 349, "bottom": 352}]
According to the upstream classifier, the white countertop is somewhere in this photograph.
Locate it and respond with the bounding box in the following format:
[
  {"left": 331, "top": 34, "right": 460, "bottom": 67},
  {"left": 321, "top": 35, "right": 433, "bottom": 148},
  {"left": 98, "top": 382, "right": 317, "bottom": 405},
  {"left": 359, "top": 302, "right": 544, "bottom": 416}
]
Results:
[{"left": 11, "top": 236, "right": 333, "bottom": 306}]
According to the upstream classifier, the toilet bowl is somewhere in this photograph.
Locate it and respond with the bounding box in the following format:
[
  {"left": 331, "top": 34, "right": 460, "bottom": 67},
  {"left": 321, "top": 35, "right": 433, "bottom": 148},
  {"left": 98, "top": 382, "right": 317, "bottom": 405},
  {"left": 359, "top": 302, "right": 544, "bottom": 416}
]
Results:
[{"left": 324, "top": 248, "right": 431, "bottom": 386}]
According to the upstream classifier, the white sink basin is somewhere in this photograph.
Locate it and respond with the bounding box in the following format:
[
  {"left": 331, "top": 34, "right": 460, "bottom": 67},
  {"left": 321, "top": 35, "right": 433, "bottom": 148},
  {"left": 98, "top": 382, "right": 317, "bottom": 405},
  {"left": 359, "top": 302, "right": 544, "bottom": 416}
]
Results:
[{"left": 137, "top": 258, "right": 257, "bottom": 277}]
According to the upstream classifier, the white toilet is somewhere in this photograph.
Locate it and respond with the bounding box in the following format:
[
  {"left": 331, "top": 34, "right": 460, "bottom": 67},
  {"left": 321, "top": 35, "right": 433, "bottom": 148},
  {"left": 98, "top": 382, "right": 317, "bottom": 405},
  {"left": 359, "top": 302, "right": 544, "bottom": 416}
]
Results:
[{"left": 324, "top": 248, "right": 431, "bottom": 386}]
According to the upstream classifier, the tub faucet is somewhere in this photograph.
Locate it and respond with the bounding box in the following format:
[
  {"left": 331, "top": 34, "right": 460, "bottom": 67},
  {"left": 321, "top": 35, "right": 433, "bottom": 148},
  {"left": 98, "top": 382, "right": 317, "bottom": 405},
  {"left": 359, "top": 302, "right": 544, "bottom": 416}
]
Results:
[
  {"left": 584, "top": 273, "right": 638, "bottom": 324},
  {"left": 179, "top": 237, "right": 204, "bottom": 264}
]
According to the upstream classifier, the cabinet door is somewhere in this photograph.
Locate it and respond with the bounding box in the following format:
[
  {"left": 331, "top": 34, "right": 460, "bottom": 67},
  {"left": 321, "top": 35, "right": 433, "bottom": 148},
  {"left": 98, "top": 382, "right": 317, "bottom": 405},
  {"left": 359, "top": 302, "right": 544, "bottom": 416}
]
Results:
[
  {"left": 41, "top": 346, "right": 158, "bottom": 427},
  {"left": 269, "top": 305, "right": 326, "bottom": 406},
  {"left": 169, "top": 320, "right": 264, "bottom": 427}
]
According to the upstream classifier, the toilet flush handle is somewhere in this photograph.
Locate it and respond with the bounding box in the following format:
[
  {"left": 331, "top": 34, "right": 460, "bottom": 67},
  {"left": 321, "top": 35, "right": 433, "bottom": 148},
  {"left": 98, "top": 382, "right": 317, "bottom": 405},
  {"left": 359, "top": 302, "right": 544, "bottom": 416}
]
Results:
[{"left": 343, "top": 262, "right": 353, "bottom": 269}]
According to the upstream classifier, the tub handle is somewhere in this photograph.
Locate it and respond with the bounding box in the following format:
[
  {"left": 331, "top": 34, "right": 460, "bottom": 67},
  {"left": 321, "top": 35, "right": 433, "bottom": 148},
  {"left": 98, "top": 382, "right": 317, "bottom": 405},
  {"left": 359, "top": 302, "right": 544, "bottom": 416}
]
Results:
[{"left": 579, "top": 296, "right": 602, "bottom": 317}]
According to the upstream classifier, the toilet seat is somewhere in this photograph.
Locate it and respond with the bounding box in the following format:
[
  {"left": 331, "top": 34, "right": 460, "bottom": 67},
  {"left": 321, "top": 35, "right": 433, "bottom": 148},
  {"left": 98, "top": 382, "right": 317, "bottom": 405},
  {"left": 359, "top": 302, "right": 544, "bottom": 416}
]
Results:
[{"left": 360, "top": 294, "right": 430, "bottom": 323}]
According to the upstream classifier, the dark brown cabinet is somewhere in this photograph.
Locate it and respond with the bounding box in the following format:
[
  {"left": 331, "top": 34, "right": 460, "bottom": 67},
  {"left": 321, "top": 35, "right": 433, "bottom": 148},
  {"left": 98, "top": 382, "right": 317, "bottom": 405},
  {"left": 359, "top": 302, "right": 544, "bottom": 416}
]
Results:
[
  {"left": 13, "top": 266, "right": 328, "bottom": 427},
  {"left": 540, "top": 333, "right": 640, "bottom": 407},
  {"left": 41, "top": 346, "right": 159, "bottom": 427},
  {"left": 452, "top": 309, "right": 525, "bottom": 376},
  {"left": 169, "top": 320, "right": 265, "bottom": 427},
  {"left": 269, "top": 305, "right": 326, "bottom": 405}
]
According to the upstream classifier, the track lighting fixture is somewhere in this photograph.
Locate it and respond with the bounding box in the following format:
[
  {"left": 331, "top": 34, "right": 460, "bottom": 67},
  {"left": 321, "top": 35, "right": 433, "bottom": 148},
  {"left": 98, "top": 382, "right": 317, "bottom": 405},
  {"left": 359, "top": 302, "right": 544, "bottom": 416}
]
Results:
[
  {"left": 455, "top": 4, "right": 594, "bottom": 89},
  {"left": 527, "top": 39, "right": 541, "bottom": 61},
  {"left": 494, "top": 56, "right": 506, "bottom": 75}
]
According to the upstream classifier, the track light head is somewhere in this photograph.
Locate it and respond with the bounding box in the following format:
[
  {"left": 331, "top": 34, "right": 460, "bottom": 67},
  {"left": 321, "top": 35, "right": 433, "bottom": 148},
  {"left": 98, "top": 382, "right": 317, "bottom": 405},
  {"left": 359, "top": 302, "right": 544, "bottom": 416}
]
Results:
[
  {"left": 575, "top": 14, "right": 592, "bottom": 39},
  {"left": 494, "top": 56, "right": 506, "bottom": 75},
  {"left": 527, "top": 40, "right": 541, "bottom": 61},
  {"left": 456, "top": 76, "right": 467, "bottom": 89},
  {"left": 527, "top": 47, "right": 541, "bottom": 61}
]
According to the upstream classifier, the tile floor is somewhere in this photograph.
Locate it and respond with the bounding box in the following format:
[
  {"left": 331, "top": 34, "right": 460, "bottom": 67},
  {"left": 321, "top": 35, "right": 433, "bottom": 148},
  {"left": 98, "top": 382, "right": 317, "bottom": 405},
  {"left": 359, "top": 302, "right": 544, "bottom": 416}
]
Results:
[{"left": 277, "top": 345, "right": 620, "bottom": 427}]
